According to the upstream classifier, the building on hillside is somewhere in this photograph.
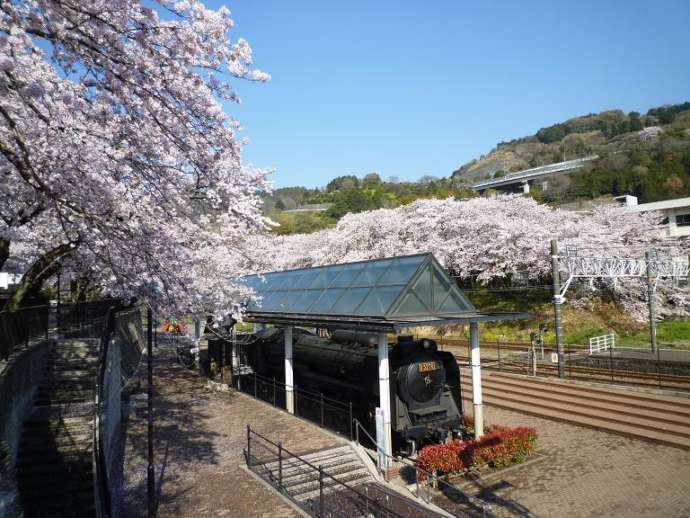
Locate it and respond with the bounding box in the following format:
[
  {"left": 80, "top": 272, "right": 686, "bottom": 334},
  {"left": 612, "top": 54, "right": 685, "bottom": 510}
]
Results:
[{"left": 625, "top": 196, "right": 690, "bottom": 238}]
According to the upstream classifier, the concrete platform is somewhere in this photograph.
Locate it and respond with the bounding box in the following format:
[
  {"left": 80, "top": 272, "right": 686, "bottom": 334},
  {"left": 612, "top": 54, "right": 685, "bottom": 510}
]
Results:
[
  {"left": 118, "top": 339, "right": 345, "bottom": 517},
  {"left": 431, "top": 401, "right": 690, "bottom": 517}
]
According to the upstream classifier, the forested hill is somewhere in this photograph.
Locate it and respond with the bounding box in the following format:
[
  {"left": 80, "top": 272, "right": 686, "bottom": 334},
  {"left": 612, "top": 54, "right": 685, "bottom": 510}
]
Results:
[
  {"left": 265, "top": 101, "right": 690, "bottom": 235},
  {"left": 451, "top": 102, "right": 690, "bottom": 204}
]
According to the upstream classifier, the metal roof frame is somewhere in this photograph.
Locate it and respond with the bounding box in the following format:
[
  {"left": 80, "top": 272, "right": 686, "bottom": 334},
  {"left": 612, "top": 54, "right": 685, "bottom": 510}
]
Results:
[{"left": 243, "top": 310, "right": 530, "bottom": 333}]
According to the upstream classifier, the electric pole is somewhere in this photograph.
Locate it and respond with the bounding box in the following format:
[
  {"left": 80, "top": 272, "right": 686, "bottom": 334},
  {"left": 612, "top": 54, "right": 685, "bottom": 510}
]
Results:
[
  {"left": 551, "top": 240, "right": 565, "bottom": 378},
  {"left": 645, "top": 250, "right": 658, "bottom": 354},
  {"left": 147, "top": 307, "right": 155, "bottom": 517}
]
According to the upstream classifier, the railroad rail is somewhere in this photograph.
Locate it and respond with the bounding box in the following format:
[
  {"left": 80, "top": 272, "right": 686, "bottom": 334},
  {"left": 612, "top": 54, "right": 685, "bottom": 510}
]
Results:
[
  {"left": 439, "top": 338, "right": 690, "bottom": 391},
  {"left": 476, "top": 361, "right": 690, "bottom": 390}
]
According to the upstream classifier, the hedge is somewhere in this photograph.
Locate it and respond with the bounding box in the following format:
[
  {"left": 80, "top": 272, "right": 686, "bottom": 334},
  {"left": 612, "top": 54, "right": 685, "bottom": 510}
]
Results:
[{"left": 417, "top": 426, "right": 538, "bottom": 476}]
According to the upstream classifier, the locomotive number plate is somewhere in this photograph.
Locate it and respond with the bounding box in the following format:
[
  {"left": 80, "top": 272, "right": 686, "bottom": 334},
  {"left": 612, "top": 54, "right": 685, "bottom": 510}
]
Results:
[{"left": 418, "top": 361, "right": 437, "bottom": 372}]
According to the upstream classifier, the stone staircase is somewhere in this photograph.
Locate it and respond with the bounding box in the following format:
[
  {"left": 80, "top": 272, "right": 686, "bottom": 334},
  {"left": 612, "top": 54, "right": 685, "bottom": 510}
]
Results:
[
  {"left": 261, "top": 444, "right": 373, "bottom": 505},
  {"left": 17, "top": 339, "right": 100, "bottom": 517},
  {"left": 460, "top": 369, "right": 690, "bottom": 449}
]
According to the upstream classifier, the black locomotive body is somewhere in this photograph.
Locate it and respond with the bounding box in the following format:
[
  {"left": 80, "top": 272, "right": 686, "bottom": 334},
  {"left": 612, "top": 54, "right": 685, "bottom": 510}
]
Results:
[{"left": 241, "top": 327, "right": 463, "bottom": 452}]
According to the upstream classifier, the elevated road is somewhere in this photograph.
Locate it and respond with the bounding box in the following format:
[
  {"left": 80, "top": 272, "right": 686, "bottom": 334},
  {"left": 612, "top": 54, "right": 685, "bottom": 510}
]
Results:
[{"left": 472, "top": 155, "right": 598, "bottom": 192}]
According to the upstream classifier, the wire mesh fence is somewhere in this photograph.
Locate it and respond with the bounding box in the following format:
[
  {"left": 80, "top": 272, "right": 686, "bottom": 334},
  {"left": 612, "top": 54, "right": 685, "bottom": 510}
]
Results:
[{"left": 0, "top": 305, "right": 49, "bottom": 361}]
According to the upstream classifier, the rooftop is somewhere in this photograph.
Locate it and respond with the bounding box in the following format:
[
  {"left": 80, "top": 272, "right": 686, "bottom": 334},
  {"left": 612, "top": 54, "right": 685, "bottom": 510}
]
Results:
[
  {"left": 239, "top": 253, "right": 528, "bottom": 332},
  {"left": 627, "top": 196, "right": 690, "bottom": 212}
]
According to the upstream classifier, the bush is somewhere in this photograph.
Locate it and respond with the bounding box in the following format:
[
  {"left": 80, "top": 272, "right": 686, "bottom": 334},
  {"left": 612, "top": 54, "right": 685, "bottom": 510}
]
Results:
[{"left": 417, "top": 426, "right": 538, "bottom": 476}]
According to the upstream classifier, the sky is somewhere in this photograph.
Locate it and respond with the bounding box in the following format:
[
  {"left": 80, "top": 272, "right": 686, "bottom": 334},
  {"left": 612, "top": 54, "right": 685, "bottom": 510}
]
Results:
[{"left": 208, "top": 0, "right": 690, "bottom": 188}]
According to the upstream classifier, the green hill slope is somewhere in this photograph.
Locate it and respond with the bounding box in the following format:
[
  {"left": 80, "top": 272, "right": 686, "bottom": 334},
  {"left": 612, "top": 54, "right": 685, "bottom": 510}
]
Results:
[
  {"left": 451, "top": 102, "right": 690, "bottom": 205},
  {"left": 265, "top": 101, "right": 690, "bottom": 235}
]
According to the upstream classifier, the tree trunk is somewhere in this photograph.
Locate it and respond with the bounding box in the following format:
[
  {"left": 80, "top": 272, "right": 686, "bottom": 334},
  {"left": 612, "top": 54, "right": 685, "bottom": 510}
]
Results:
[
  {"left": 0, "top": 238, "right": 9, "bottom": 273},
  {"left": 5, "top": 244, "right": 73, "bottom": 310}
]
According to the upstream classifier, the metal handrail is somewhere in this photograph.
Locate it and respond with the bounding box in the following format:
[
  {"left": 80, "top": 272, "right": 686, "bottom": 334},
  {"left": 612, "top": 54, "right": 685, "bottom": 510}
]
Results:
[
  {"left": 351, "top": 417, "right": 466, "bottom": 512},
  {"left": 246, "top": 425, "right": 408, "bottom": 518},
  {"left": 243, "top": 370, "right": 352, "bottom": 410}
]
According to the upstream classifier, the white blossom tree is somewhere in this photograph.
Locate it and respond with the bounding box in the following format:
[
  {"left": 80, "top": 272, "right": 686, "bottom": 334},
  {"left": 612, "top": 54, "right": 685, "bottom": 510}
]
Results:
[
  {"left": 0, "top": 0, "right": 271, "bottom": 313},
  {"left": 255, "top": 196, "right": 689, "bottom": 321}
]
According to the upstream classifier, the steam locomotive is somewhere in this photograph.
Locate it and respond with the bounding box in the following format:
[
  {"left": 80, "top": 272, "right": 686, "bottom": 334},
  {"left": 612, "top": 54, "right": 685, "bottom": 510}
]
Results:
[{"left": 240, "top": 327, "right": 464, "bottom": 453}]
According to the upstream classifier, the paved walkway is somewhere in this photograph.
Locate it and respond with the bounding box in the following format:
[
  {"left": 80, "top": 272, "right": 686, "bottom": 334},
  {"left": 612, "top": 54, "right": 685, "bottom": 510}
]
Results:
[
  {"left": 119, "top": 339, "right": 344, "bottom": 517},
  {"left": 433, "top": 400, "right": 690, "bottom": 517}
]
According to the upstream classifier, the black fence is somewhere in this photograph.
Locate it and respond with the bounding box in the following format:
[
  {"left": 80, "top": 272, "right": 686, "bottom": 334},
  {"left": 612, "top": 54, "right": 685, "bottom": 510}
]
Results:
[
  {"left": 58, "top": 300, "right": 116, "bottom": 338},
  {"left": 236, "top": 371, "right": 355, "bottom": 439},
  {"left": 0, "top": 305, "right": 49, "bottom": 361},
  {"left": 245, "top": 425, "right": 437, "bottom": 518},
  {"left": 448, "top": 339, "right": 690, "bottom": 392}
]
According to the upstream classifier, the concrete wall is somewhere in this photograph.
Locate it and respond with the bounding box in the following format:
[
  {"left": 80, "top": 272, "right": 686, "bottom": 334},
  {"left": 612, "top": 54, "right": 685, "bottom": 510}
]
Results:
[
  {"left": 0, "top": 341, "right": 51, "bottom": 517},
  {"left": 664, "top": 208, "right": 690, "bottom": 237}
]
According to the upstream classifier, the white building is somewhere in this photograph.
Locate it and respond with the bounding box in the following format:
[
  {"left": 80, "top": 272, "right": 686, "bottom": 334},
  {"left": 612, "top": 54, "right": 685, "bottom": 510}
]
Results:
[
  {"left": 0, "top": 272, "right": 22, "bottom": 290},
  {"left": 626, "top": 196, "right": 690, "bottom": 238}
]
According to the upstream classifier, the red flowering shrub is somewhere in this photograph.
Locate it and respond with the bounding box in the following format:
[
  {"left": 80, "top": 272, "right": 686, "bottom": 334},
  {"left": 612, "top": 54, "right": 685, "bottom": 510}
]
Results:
[{"left": 417, "top": 426, "right": 538, "bottom": 476}]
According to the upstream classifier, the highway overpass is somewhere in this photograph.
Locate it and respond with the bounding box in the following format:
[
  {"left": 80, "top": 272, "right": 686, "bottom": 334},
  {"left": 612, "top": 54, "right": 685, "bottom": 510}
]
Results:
[{"left": 472, "top": 155, "right": 598, "bottom": 193}]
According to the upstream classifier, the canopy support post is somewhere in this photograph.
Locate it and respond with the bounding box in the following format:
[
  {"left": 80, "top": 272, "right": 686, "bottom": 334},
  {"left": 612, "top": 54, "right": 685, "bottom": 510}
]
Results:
[
  {"left": 470, "top": 321, "right": 484, "bottom": 438},
  {"left": 285, "top": 326, "right": 294, "bottom": 414},
  {"left": 377, "top": 333, "right": 392, "bottom": 468}
]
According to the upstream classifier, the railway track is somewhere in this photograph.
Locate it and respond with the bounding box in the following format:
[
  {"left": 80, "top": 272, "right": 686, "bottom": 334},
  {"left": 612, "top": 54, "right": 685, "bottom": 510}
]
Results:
[
  {"left": 455, "top": 354, "right": 690, "bottom": 390},
  {"left": 459, "top": 369, "right": 690, "bottom": 449}
]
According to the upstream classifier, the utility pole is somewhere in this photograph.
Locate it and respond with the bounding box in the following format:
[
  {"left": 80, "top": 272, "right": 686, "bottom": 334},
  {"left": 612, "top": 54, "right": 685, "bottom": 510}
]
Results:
[
  {"left": 147, "top": 307, "right": 155, "bottom": 517},
  {"left": 56, "top": 271, "right": 61, "bottom": 334},
  {"left": 551, "top": 240, "right": 565, "bottom": 378},
  {"left": 645, "top": 250, "right": 658, "bottom": 354}
]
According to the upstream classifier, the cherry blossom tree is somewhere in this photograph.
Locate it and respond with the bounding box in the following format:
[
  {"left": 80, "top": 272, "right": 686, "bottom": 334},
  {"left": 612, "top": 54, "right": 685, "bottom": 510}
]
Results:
[
  {"left": 255, "top": 196, "right": 689, "bottom": 321},
  {"left": 0, "top": 0, "right": 271, "bottom": 313}
]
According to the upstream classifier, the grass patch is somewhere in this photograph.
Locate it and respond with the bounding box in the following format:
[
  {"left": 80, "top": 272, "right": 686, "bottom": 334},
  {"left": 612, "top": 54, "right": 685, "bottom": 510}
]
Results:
[
  {"left": 617, "top": 320, "right": 690, "bottom": 348},
  {"left": 421, "top": 288, "right": 690, "bottom": 349}
]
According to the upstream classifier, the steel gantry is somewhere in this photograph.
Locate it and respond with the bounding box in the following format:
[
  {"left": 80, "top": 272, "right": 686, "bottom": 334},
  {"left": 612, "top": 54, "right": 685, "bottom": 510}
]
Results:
[{"left": 550, "top": 240, "right": 690, "bottom": 369}]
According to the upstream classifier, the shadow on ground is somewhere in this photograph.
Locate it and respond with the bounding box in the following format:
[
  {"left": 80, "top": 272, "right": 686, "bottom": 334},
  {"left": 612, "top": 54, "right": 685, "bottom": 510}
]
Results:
[{"left": 120, "top": 342, "right": 230, "bottom": 515}]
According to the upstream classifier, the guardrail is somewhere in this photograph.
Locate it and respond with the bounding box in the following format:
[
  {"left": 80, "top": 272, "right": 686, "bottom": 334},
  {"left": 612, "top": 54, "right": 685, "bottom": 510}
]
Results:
[
  {"left": 351, "top": 418, "right": 463, "bottom": 516},
  {"left": 589, "top": 334, "right": 615, "bottom": 354},
  {"left": 454, "top": 341, "right": 690, "bottom": 391},
  {"left": 236, "top": 370, "right": 355, "bottom": 440}
]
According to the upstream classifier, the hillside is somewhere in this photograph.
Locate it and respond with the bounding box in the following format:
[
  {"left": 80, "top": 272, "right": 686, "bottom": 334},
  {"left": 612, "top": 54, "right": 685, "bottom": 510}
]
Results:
[
  {"left": 265, "top": 102, "right": 690, "bottom": 235},
  {"left": 451, "top": 103, "right": 690, "bottom": 205}
]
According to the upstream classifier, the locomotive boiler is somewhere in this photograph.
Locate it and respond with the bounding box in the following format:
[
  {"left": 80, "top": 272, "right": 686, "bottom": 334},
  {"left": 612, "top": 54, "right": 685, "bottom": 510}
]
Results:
[{"left": 241, "top": 326, "right": 464, "bottom": 453}]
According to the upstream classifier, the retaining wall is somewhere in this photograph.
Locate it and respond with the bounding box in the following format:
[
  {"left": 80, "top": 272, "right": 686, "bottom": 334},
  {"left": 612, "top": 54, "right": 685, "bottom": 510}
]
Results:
[{"left": 0, "top": 341, "right": 51, "bottom": 517}]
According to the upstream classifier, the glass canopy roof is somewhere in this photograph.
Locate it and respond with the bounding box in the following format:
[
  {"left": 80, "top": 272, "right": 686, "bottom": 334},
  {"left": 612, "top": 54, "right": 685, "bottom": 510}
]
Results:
[{"left": 240, "top": 253, "right": 476, "bottom": 320}]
